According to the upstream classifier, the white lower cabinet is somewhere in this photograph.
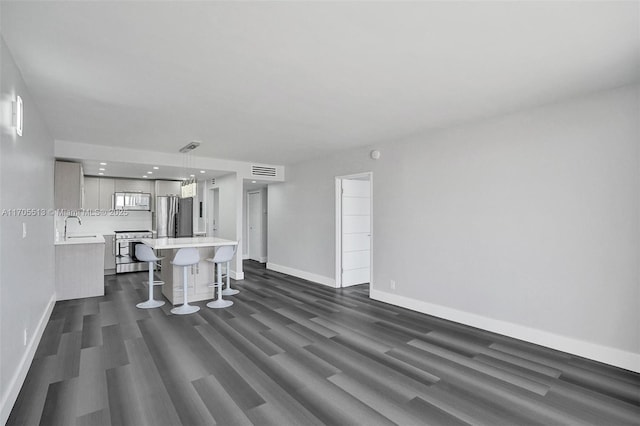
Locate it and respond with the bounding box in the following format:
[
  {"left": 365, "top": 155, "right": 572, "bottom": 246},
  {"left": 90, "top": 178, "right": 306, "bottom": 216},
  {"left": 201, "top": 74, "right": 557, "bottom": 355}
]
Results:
[
  {"left": 159, "top": 247, "right": 216, "bottom": 305},
  {"left": 55, "top": 242, "right": 105, "bottom": 300}
]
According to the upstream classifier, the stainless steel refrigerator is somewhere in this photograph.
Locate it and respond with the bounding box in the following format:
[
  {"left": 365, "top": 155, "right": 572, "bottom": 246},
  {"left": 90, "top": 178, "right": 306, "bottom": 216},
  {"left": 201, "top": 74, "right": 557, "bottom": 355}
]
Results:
[{"left": 156, "top": 196, "right": 193, "bottom": 238}]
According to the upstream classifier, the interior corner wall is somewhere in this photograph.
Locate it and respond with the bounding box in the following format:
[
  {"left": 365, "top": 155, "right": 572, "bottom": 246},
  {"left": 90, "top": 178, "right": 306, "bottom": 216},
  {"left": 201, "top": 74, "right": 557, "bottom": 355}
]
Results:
[
  {"left": 268, "top": 85, "right": 640, "bottom": 370},
  {"left": 212, "top": 173, "right": 244, "bottom": 279},
  {"left": 242, "top": 187, "right": 249, "bottom": 259},
  {"left": 0, "top": 37, "right": 56, "bottom": 423}
]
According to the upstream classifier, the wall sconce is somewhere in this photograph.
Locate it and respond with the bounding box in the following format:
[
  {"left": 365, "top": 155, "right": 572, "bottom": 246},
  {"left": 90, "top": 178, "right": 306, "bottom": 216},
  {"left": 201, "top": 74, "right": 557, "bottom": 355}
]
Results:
[{"left": 13, "top": 95, "right": 23, "bottom": 136}]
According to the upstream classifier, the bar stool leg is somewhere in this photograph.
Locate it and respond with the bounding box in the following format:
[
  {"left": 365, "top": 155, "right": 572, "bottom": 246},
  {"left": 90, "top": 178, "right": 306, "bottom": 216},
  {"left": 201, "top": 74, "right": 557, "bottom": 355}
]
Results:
[
  {"left": 137, "top": 262, "right": 165, "bottom": 309},
  {"left": 171, "top": 266, "right": 200, "bottom": 315},
  {"left": 207, "top": 262, "right": 233, "bottom": 308},
  {"left": 221, "top": 261, "right": 239, "bottom": 296}
]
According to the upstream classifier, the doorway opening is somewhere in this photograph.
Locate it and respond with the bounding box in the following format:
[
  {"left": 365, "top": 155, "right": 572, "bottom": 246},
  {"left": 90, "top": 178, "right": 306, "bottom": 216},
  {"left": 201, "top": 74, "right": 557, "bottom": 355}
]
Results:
[
  {"left": 207, "top": 187, "right": 219, "bottom": 237},
  {"left": 335, "top": 172, "right": 372, "bottom": 288},
  {"left": 247, "top": 190, "right": 267, "bottom": 263}
]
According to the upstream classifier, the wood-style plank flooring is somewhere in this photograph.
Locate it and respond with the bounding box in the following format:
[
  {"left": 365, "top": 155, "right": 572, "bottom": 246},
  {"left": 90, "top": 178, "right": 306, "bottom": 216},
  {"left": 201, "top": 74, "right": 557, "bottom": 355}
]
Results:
[{"left": 8, "top": 261, "right": 640, "bottom": 425}]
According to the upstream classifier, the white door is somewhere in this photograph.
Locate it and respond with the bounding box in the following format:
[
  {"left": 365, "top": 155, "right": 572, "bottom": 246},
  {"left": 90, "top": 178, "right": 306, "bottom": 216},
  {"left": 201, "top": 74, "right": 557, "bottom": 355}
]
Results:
[
  {"left": 247, "top": 191, "right": 262, "bottom": 261},
  {"left": 341, "top": 178, "right": 371, "bottom": 286}
]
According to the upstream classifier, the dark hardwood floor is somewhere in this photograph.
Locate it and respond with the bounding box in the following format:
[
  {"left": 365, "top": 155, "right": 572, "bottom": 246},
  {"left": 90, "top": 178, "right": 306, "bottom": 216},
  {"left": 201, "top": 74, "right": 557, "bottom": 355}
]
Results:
[{"left": 8, "top": 260, "right": 640, "bottom": 425}]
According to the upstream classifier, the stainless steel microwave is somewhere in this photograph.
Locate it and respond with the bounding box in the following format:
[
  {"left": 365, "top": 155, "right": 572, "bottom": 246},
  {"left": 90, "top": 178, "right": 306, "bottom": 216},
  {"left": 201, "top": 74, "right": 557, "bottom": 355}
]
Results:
[{"left": 113, "top": 192, "right": 151, "bottom": 211}]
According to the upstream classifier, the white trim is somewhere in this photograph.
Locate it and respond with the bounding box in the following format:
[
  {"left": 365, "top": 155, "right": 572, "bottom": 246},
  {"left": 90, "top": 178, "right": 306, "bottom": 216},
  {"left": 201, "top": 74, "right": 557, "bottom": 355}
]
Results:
[
  {"left": 230, "top": 270, "right": 245, "bottom": 280},
  {"left": 370, "top": 289, "right": 640, "bottom": 373},
  {"left": 246, "top": 190, "right": 262, "bottom": 263},
  {"left": 1, "top": 293, "right": 56, "bottom": 425},
  {"left": 267, "top": 262, "right": 336, "bottom": 288},
  {"left": 258, "top": 256, "right": 267, "bottom": 263},
  {"left": 335, "top": 178, "right": 342, "bottom": 287}
]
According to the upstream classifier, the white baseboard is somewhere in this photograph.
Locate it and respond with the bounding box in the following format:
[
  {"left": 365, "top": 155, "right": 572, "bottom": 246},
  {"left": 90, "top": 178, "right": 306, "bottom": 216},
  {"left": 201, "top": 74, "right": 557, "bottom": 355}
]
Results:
[
  {"left": 242, "top": 254, "right": 250, "bottom": 260},
  {"left": 267, "top": 262, "right": 336, "bottom": 288},
  {"left": 259, "top": 256, "right": 267, "bottom": 263},
  {"left": 0, "top": 293, "right": 56, "bottom": 425},
  {"left": 370, "top": 289, "right": 640, "bottom": 373},
  {"left": 230, "top": 270, "right": 244, "bottom": 280}
]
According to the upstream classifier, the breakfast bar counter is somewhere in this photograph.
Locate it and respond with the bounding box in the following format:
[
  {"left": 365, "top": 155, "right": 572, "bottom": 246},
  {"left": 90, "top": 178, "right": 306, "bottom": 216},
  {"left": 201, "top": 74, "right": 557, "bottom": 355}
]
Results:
[
  {"left": 140, "top": 237, "right": 238, "bottom": 305},
  {"left": 140, "top": 236, "right": 238, "bottom": 250}
]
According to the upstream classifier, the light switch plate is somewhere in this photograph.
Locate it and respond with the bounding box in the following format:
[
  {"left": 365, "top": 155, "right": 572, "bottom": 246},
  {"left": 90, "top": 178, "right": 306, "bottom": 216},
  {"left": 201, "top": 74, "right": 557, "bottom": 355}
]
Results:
[{"left": 22, "top": 222, "right": 27, "bottom": 238}]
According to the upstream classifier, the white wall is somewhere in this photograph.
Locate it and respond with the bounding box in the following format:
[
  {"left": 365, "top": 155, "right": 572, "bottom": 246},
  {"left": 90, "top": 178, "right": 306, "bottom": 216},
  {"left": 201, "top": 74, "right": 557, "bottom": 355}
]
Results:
[
  {"left": 0, "top": 37, "right": 57, "bottom": 423},
  {"left": 268, "top": 85, "right": 640, "bottom": 371},
  {"left": 210, "top": 173, "right": 244, "bottom": 279}
]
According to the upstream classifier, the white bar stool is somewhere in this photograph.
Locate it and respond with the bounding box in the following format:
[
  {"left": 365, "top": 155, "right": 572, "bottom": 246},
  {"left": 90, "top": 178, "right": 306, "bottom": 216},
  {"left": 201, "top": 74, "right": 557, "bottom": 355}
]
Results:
[
  {"left": 135, "top": 245, "right": 165, "bottom": 309},
  {"left": 206, "top": 245, "right": 236, "bottom": 308},
  {"left": 170, "top": 247, "right": 200, "bottom": 315},
  {"left": 220, "top": 245, "right": 239, "bottom": 296}
]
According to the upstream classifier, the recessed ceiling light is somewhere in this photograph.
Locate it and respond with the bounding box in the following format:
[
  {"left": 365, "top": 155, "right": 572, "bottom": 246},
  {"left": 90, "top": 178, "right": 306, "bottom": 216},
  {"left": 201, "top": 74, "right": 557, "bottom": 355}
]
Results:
[
  {"left": 143, "top": 175, "right": 148, "bottom": 178},
  {"left": 200, "top": 170, "right": 205, "bottom": 174},
  {"left": 190, "top": 174, "right": 195, "bottom": 177},
  {"left": 100, "top": 162, "right": 107, "bottom": 166},
  {"left": 98, "top": 172, "right": 104, "bottom": 176},
  {"left": 99, "top": 167, "right": 105, "bottom": 171},
  {"left": 153, "top": 166, "right": 159, "bottom": 170},
  {"left": 251, "top": 180, "right": 257, "bottom": 184},
  {"left": 147, "top": 171, "right": 152, "bottom": 174}
]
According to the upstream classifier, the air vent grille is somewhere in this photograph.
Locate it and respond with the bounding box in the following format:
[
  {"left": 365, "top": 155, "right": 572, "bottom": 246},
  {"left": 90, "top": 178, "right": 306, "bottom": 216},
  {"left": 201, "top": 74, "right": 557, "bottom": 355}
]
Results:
[
  {"left": 210, "top": 178, "right": 216, "bottom": 185},
  {"left": 251, "top": 165, "right": 277, "bottom": 177}
]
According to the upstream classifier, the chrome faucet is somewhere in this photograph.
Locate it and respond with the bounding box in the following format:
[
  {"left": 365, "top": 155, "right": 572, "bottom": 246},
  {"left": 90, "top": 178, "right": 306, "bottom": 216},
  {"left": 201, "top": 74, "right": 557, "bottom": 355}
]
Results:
[{"left": 64, "top": 215, "right": 82, "bottom": 240}]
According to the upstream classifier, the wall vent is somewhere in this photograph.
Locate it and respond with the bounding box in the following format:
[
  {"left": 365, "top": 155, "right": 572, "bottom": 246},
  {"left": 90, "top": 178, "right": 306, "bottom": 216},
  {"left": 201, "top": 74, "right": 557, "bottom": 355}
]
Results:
[
  {"left": 210, "top": 178, "right": 216, "bottom": 185},
  {"left": 251, "top": 165, "right": 277, "bottom": 177}
]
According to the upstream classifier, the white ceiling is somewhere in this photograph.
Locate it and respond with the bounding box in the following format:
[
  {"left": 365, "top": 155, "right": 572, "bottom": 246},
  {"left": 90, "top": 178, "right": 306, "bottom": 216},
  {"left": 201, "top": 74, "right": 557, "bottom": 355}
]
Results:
[
  {"left": 73, "top": 158, "right": 230, "bottom": 181},
  {"left": 2, "top": 1, "right": 638, "bottom": 165}
]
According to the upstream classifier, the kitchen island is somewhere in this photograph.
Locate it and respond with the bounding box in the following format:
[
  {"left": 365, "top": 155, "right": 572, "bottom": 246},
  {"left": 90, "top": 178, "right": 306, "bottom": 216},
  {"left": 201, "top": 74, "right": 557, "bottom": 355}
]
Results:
[{"left": 140, "top": 237, "right": 238, "bottom": 305}]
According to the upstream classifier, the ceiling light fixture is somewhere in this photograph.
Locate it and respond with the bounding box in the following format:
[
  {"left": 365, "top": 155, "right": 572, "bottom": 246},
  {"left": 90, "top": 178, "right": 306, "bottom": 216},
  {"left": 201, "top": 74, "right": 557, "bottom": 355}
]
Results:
[
  {"left": 179, "top": 141, "right": 200, "bottom": 153},
  {"left": 251, "top": 180, "right": 257, "bottom": 184},
  {"left": 100, "top": 162, "right": 107, "bottom": 166},
  {"left": 13, "top": 95, "right": 23, "bottom": 136},
  {"left": 147, "top": 171, "right": 152, "bottom": 174},
  {"left": 98, "top": 172, "right": 104, "bottom": 176},
  {"left": 200, "top": 170, "right": 205, "bottom": 174},
  {"left": 143, "top": 175, "right": 148, "bottom": 178},
  {"left": 99, "top": 167, "right": 105, "bottom": 171},
  {"left": 180, "top": 142, "right": 199, "bottom": 198},
  {"left": 153, "top": 166, "right": 159, "bottom": 170}
]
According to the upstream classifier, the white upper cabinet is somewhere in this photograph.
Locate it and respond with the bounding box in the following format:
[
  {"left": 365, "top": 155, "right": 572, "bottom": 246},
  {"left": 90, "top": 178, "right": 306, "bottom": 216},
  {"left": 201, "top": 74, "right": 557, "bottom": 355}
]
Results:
[
  {"left": 114, "top": 179, "right": 152, "bottom": 193},
  {"left": 99, "top": 178, "right": 115, "bottom": 210},
  {"left": 83, "top": 177, "right": 100, "bottom": 210},
  {"left": 55, "top": 161, "right": 84, "bottom": 210},
  {"left": 155, "top": 180, "right": 181, "bottom": 197}
]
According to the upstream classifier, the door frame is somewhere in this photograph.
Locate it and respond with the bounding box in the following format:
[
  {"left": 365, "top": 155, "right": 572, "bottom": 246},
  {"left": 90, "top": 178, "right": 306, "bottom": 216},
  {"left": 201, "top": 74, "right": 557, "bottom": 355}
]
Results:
[
  {"left": 246, "top": 190, "right": 263, "bottom": 262},
  {"left": 335, "top": 172, "right": 373, "bottom": 289},
  {"left": 207, "top": 187, "right": 219, "bottom": 237}
]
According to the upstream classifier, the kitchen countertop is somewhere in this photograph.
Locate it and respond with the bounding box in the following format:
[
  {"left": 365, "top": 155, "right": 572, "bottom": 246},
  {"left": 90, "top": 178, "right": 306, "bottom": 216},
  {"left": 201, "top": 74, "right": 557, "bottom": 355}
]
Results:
[
  {"left": 140, "top": 236, "right": 237, "bottom": 250},
  {"left": 55, "top": 233, "right": 106, "bottom": 245}
]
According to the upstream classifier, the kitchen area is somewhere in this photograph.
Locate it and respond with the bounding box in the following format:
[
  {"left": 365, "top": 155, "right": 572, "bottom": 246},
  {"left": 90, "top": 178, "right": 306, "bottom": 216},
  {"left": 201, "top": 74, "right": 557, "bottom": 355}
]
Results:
[{"left": 53, "top": 160, "right": 222, "bottom": 304}]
